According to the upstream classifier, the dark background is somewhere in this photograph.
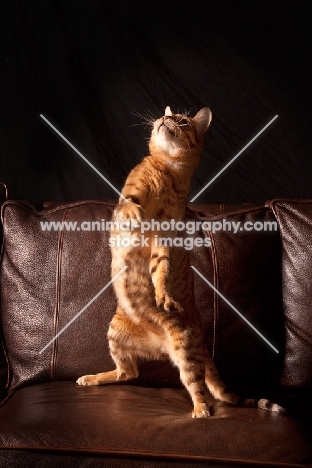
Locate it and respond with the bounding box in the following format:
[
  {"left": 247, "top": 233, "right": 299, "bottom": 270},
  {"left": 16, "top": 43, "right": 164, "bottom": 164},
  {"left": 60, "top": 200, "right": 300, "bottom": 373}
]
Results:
[{"left": 1, "top": 1, "right": 311, "bottom": 205}]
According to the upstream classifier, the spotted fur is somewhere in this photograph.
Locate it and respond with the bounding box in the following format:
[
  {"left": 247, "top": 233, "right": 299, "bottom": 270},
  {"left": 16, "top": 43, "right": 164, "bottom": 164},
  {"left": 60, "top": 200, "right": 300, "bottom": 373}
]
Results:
[{"left": 77, "top": 106, "right": 238, "bottom": 417}]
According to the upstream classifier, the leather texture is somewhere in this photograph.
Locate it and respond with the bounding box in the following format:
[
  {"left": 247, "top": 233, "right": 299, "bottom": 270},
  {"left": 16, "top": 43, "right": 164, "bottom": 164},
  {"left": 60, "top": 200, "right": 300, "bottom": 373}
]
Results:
[
  {"left": 1, "top": 200, "right": 281, "bottom": 395},
  {"left": 1, "top": 201, "right": 117, "bottom": 392},
  {"left": 0, "top": 382, "right": 311, "bottom": 466},
  {"left": 1, "top": 198, "right": 312, "bottom": 466},
  {"left": 189, "top": 204, "right": 282, "bottom": 394},
  {"left": 0, "top": 182, "right": 8, "bottom": 397},
  {"left": 268, "top": 199, "right": 312, "bottom": 390}
]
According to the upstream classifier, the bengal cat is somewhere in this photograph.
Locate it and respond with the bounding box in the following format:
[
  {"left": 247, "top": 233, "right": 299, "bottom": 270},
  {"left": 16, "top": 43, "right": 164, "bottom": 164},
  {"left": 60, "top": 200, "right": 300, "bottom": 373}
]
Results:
[{"left": 77, "top": 106, "right": 238, "bottom": 417}]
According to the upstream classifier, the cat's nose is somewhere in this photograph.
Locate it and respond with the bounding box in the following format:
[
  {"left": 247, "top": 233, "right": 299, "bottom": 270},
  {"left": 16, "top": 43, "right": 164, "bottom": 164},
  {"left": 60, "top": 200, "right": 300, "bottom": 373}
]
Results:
[
  {"left": 163, "top": 116, "right": 172, "bottom": 126},
  {"left": 163, "top": 116, "right": 174, "bottom": 127}
]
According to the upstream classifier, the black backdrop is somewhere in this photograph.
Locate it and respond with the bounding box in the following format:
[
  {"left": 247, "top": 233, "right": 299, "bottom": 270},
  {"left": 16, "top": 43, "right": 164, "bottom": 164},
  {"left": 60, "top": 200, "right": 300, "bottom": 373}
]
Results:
[{"left": 1, "top": 1, "right": 311, "bottom": 205}]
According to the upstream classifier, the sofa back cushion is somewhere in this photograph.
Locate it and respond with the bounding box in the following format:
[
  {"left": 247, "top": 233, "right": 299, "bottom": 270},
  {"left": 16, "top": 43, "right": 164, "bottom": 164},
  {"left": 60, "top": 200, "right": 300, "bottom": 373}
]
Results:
[
  {"left": 268, "top": 199, "right": 312, "bottom": 392},
  {"left": 0, "top": 182, "right": 8, "bottom": 396},
  {"left": 189, "top": 204, "right": 282, "bottom": 393},
  {"left": 1, "top": 200, "right": 282, "bottom": 395},
  {"left": 1, "top": 201, "right": 117, "bottom": 393}
]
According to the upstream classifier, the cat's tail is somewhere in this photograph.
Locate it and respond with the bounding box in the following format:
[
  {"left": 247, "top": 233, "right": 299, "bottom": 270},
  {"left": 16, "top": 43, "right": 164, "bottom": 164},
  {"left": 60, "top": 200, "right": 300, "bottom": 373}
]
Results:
[
  {"left": 203, "top": 351, "right": 287, "bottom": 413},
  {"left": 204, "top": 354, "right": 239, "bottom": 404},
  {"left": 242, "top": 398, "right": 287, "bottom": 413}
]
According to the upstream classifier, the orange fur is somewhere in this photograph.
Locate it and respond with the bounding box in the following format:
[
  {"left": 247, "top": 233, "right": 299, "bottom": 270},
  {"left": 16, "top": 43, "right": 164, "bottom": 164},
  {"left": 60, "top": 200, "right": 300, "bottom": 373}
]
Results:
[{"left": 77, "top": 107, "right": 238, "bottom": 417}]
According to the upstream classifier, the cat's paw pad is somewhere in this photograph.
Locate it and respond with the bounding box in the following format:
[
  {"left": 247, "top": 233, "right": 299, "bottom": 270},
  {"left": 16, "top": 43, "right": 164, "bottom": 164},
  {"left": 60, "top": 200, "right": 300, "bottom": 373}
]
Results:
[
  {"left": 76, "top": 375, "right": 99, "bottom": 386},
  {"left": 192, "top": 404, "right": 210, "bottom": 418}
]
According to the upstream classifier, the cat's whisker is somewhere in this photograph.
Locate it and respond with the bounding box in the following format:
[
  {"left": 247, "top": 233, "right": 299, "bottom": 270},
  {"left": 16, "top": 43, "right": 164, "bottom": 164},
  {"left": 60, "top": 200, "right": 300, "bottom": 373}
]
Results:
[
  {"left": 131, "top": 110, "right": 155, "bottom": 128},
  {"left": 131, "top": 110, "right": 143, "bottom": 119},
  {"left": 145, "top": 108, "right": 156, "bottom": 120}
]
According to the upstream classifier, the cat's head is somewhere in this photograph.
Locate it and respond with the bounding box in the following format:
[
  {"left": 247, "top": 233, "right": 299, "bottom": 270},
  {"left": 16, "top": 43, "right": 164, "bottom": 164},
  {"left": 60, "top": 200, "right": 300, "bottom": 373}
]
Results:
[{"left": 149, "top": 106, "right": 212, "bottom": 166}]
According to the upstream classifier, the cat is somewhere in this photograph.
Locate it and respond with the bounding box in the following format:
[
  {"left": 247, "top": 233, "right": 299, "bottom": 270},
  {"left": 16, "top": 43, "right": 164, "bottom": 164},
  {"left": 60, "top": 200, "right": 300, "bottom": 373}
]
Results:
[{"left": 77, "top": 106, "right": 238, "bottom": 417}]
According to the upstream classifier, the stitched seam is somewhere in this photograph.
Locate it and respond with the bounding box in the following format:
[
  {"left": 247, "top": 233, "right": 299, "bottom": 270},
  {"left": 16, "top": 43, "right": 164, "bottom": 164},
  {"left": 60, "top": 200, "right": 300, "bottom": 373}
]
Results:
[
  {"left": 51, "top": 209, "right": 69, "bottom": 380},
  {"left": 208, "top": 231, "right": 218, "bottom": 361}
]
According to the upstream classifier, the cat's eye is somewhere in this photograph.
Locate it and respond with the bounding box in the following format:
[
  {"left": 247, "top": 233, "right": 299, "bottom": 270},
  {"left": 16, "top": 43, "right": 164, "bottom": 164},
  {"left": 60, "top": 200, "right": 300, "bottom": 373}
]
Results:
[{"left": 178, "top": 118, "right": 190, "bottom": 126}]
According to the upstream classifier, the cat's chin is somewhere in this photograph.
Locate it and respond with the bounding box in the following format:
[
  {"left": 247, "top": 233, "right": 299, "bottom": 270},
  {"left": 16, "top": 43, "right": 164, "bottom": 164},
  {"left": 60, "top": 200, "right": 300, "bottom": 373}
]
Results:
[
  {"left": 150, "top": 128, "right": 178, "bottom": 154},
  {"left": 157, "top": 121, "right": 175, "bottom": 137}
]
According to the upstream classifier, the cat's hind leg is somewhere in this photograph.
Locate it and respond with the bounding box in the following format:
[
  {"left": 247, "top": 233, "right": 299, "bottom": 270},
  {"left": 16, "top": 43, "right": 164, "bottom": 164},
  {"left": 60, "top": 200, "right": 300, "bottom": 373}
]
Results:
[
  {"left": 164, "top": 323, "right": 210, "bottom": 418},
  {"left": 76, "top": 356, "right": 138, "bottom": 386},
  {"left": 76, "top": 309, "right": 139, "bottom": 386}
]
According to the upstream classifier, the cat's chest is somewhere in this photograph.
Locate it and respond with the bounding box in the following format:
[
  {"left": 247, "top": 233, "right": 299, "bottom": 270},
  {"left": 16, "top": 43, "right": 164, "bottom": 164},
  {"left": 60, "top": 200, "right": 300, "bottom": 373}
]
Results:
[
  {"left": 145, "top": 185, "right": 185, "bottom": 220},
  {"left": 151, "top": 198, "right": 179, "bottom": 219}
]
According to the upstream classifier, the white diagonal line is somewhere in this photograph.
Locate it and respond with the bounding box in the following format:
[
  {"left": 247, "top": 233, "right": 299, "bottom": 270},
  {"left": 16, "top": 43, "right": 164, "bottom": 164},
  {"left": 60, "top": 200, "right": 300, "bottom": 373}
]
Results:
[
  {"left": 190, "top": 114, "right": 278, "bottom": 202},
  {"left": 39, "top": 266, "right": 127, "bottom": 354},
  {"left": 40, "top": 114, "right": 126, "bottom": 200},
  {"left": 191, "top": 266, "right": 279, "bottom": 353}
]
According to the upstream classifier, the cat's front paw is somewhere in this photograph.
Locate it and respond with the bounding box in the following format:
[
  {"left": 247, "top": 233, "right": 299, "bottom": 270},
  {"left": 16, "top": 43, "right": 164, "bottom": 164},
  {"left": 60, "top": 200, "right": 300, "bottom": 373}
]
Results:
[
  {"left": 76, "top": 375, "right": 99, "bottom": 386},
  {"left": 192, "top": 403, "right": 210, "bottom": 418},
  {"left": 156, "top": 290, "right": 183, "bottom": 312},
  {"left": 114, "top": 201, "right": 144, "bottom": 226}
]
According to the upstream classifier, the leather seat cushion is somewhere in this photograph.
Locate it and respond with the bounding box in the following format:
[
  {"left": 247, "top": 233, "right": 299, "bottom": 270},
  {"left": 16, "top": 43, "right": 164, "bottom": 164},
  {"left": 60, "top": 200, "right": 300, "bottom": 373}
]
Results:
[{"left": 0, "top": 382, "right": 311, "bottom": 466}]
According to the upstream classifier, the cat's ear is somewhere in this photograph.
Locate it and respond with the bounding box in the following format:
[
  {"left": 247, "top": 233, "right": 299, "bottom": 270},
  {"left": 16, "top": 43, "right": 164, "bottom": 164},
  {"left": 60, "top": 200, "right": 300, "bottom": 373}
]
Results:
[
  {"left": 165, "top": 106, "right": 173, "bottom": 116},
  {"left": 192, "top": 107, "right": 212, "bottom": 135}
]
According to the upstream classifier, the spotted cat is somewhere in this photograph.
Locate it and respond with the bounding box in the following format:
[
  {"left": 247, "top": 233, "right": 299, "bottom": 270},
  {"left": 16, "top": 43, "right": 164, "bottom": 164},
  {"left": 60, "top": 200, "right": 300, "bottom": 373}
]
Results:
[{"left": 77, "top": 106, "right": 238, "bottom": 417}]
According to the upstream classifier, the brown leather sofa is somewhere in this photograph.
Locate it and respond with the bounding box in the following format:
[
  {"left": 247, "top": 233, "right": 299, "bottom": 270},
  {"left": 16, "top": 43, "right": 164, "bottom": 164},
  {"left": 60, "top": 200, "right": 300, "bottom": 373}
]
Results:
[{"left": 1, "top": 181, "right": 312, "bottom": 467}]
